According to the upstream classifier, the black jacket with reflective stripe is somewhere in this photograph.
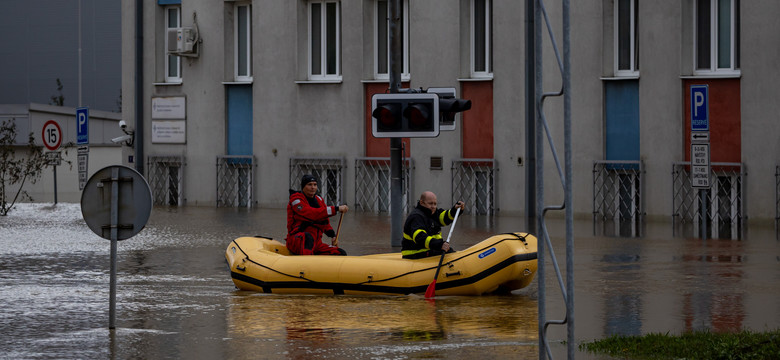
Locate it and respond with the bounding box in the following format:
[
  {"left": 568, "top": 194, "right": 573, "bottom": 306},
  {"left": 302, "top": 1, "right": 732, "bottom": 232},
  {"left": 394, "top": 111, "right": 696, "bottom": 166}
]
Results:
[{"left": 401, "top": 202, "right": 456, "bottom": 256}]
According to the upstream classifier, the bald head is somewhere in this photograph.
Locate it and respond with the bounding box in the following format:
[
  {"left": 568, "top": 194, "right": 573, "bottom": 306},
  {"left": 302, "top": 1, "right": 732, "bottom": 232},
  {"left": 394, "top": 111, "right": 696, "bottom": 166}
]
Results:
[{"left": 419, "top": 191, "right": 438, "bottom": 214}]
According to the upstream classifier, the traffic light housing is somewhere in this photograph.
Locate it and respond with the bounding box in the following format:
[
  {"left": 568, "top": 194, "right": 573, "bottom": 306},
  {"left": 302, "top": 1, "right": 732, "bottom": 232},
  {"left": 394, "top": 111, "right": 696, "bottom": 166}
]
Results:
[
  {"left": 371, "top": 93, "right": 440, "bottom": 138},
  {"left": 427, "top": 87, "right": 472, "bottom": 131}
]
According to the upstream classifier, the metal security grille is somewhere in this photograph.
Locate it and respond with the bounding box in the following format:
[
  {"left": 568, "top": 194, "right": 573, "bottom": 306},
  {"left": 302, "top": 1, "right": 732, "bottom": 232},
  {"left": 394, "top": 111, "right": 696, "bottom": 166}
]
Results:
[
  {"left": 289, "top": 157, "right": 345, "bottom": 206},
  {"left": 146, "top": 155, "right": 184, "bottom": 206},
  {"left": 672, "top": 162, "right": 745, "bottom": 239},
  {"left": 592, "top": 160, "right": 644, "bottom": 237},
  {"left": 354, "top": 157, "right": 414, "bottom": 213},
  {"left": 216, "top": 155, "right": 255, "bottom": 208},
  {"left": 451, "top": 159, "right": 497, "bottom": 215}
]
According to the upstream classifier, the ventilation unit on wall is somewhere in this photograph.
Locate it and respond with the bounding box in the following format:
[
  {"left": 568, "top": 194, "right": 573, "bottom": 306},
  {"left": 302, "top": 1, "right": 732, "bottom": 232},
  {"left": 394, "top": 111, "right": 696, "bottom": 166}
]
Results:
[{"left": 167, "top": 27, "right": 199, "bottom": 56}]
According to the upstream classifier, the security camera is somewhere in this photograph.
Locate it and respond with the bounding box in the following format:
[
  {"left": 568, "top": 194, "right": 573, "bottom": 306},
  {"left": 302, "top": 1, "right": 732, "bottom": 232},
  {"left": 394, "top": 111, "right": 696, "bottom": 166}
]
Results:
[
  {"left": 119, "top": 120, "right": 127, "bottom": 129},
  {"left": 112, "top": 134, "right": 132, "bottom": 144}
]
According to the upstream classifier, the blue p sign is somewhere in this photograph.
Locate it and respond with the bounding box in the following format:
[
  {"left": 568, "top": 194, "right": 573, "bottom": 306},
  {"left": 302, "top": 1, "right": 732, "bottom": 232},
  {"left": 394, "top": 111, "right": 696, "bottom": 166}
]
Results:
[
  {"left": 77, "top": 107, "right": 89, "bottom": 145},
  {"left": 690, "top": 85, "right": 708, "bottom": 131}
]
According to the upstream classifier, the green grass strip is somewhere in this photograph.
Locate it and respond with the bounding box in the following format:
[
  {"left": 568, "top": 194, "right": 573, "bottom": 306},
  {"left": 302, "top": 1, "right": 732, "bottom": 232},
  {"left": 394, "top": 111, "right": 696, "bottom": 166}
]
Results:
[{"left": 579, "top": 329, "right": 780, "bottom": 359}]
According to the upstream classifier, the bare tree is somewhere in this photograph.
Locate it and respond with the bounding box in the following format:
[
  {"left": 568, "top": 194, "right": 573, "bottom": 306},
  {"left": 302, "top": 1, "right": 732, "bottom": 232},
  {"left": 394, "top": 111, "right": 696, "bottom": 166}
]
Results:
[
  {"left": 50, "top": 78, "right": 65, "bottom": 106},
  {"left": 0, "top": 119, "right": 47, "bottom": 216}
]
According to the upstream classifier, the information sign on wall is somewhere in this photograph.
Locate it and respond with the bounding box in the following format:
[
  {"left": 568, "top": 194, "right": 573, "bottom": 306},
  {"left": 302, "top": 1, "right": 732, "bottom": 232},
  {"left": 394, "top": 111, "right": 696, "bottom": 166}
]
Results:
[{"left": 151, "top": 96, "right": 186, "bottom": 119}]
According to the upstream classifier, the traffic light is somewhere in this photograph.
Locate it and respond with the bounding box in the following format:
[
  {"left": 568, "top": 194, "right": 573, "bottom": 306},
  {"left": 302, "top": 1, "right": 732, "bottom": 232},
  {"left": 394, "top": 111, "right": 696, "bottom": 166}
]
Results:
[
  {"left": 371, "top": 93, "right": 440, "bottom": 138},
  {"left": 427, "top": 87, "right": 472, "bottom": 131}
]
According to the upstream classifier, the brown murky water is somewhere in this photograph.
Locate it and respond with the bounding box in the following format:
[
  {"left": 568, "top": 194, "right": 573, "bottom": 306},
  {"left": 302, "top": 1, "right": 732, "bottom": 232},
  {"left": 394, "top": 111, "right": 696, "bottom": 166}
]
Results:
[{"left": 1, "top": 203, "right": 778, "bottom": 359}]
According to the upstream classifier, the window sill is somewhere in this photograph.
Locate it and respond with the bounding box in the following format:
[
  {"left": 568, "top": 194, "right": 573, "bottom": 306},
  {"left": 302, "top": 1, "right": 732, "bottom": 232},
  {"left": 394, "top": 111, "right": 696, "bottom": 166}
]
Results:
[
  {"left": 458, "top": 77, "right": 493, "bottom": 82},
  {"left": 295, "top": 79, "right": 343, "bottom": 84},
  {"left": 600, "top": 75, "right": 640, "bottom": 81},
  {"left": 361, "top": 79, "right": 412, "bottom": 84},
  {"left": 681, "top": 73, "right": 741, "bottom": 79},
  {"left": 153, "top": 82, "right": 182, "bottom": 86}
]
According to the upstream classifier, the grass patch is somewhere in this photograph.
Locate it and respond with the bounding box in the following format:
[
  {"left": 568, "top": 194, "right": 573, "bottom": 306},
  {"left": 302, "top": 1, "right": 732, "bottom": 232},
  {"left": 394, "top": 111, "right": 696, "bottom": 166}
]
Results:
[{"left": 579, "top": 329, "right": 780, "bottom": 359}]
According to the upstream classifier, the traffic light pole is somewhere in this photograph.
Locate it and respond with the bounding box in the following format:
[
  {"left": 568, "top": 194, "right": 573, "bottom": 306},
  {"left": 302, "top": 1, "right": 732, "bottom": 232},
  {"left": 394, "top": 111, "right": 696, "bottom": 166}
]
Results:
[
  {"left": 389, "top": 0, "right": 403, "bottom": 247},
  {"left": 525, "top": 0, "right": 536, "bottom": 235}
]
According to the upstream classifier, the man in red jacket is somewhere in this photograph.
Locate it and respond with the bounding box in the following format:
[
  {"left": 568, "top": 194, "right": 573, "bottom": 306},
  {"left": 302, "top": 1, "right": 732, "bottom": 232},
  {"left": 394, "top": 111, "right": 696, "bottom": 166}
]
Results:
[{"left": 286, "top": 174, "right": 348, "bottom": 255}]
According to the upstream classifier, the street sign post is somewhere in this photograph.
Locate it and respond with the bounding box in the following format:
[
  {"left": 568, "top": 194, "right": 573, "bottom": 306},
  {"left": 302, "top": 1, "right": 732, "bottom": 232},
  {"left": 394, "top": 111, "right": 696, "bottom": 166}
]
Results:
[
  {"left": 691, "top": 131, "right": 709, "bottom": 142},
  {"left": 691, "top": 143, "right": 710, "bottom": 188},
  {"left": 42, "top": 120, "right": 62, "bottom": 203},
  {"left": 45, "top": 151, "right": 62, "bottom": 166},
  {"left": 81, "top": 165, "right": 152, "bottom": 329},
  {"left": 77, "top": 107, "right": 89, "bottom": 145},
  {"left": 691, "top": 85, "right": 709, "bottom": 131},
  {"left": 42, "top": 120, "right": 62, "bottom": 151},
  {"left": 78, "top": 146, "right": 89, "bottom": 190},
  {"left": 690, "top": 84, "right": 711, "bottom": 239}
]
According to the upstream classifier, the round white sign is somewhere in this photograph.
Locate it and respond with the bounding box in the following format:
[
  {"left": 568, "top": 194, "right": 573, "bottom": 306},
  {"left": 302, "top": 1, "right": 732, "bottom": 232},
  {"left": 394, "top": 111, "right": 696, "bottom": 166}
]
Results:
[{"left": 42, "top": 120, "right": 62, "bottom": 151}]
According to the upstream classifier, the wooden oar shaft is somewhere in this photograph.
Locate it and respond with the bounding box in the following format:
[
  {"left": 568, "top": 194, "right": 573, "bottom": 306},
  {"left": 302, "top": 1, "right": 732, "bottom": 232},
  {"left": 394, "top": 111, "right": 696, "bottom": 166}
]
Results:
[{"left": 332, "top": 212, "right": 344, "bottom": 247}]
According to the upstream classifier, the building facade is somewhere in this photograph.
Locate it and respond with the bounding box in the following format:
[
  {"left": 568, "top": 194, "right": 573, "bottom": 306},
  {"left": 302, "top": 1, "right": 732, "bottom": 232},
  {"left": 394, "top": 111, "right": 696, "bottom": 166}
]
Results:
[{"left": 121, "top": 0, "right": 780, "bottom": 231}]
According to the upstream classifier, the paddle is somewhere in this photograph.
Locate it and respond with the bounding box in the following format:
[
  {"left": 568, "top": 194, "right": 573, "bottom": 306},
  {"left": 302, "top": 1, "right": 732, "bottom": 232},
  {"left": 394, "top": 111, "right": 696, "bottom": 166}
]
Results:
[
  {"left": 424, "top": 207, "right": 461, "bottom": 299},
  {"left": 331, "top": 211, "right": 344, "bottom": 247}
]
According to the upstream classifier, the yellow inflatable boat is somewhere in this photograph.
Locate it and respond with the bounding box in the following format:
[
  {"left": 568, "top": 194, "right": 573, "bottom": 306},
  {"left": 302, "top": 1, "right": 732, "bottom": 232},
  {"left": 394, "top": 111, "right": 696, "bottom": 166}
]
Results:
[{"left": 225, "top": 232, "right": 537, "bottom": 296}]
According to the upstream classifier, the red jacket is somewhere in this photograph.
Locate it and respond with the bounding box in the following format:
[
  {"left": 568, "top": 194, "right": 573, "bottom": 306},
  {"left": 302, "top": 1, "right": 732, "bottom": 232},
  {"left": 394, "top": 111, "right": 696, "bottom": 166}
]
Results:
[{"left": 286, "top": 190, "right": 337, "bottom": 242}]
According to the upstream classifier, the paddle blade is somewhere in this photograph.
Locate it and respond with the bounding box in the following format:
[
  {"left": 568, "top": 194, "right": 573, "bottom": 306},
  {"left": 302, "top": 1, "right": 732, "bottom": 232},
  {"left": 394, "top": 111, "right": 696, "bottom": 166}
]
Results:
[{"left": 424, "top": 280, "right": 437, "bottom": 298}]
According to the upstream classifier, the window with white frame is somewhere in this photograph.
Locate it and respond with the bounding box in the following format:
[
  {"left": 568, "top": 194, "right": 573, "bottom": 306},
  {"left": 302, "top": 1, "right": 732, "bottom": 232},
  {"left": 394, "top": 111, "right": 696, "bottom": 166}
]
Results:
[
  {"left": 235, "top": 3, "right": 252, "bottom": 81},
  {"left": 694, "top": 0, "right": 740, "bottom": 75},
  {"left": 375, "top": 0, "right": 409, "bottom": 80},
  {"left": 615, "top": 0, "right": 639, "bottom": 76},
  {"left": 165, "top": 6, "right": 182, "bottom": 83},
  {"left": 471, "top": 0, "right": 492, "bottom": 78},
  {"left": 309, "top": 0, "right": 341, "bottom": 80}
]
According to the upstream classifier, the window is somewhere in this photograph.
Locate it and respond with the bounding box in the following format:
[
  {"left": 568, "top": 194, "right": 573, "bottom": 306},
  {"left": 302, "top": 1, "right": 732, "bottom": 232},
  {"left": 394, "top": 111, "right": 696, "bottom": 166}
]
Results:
[
  {"left": 375, "top": 0, "right": 409, "bottom": 80},
  {"left": 235, "top": 3, "right": 252, "bottom": 81},
  {"left": 694, "top": 0, "right": 740, "bottom": 75},
  {"left": 165, "top": 6, "right": 181, "bottom": 83},
  {"left": 615, "top": 0, "right": 638, "bottom": 76},
  {"left": 309, "top": 1, "right": 341, "bottom": 80},
  {"left": 471, "top": 0, "right": 492, "bottom": 78}
]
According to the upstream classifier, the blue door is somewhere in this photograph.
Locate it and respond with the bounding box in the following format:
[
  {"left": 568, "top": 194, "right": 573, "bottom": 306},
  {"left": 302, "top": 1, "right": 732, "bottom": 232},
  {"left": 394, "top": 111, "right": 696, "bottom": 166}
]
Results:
[
  {"left": 227, "top": 85, "right": 252, "bottom": 155},
  {"left": 604, "top": 80, "right": 640, "bottom": 236},
  {"left": 605, "top": 80, "right": 639, "bottom": 161}
]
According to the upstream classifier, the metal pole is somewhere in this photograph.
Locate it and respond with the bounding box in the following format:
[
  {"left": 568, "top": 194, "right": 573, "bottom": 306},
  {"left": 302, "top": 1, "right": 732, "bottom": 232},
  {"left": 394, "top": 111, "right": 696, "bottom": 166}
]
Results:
[
  {"left": 134, "top": 0, "right": 144, "bottom": 175},
  {"left": 525, "top": 0, "right": 536, "bottom": 235},
  {"left": 700, "top": 189, "right": 707, "bottom": 239},
  {"left": 389, "top": 0, "right": 403, "bottom": 247},
  {"left": 53, "top": 164, "right": 58, "bottom": 204},
  {"left": 534, "top": 0, "right": 545, "bottom": 357},
  {"left": 562, "top": 0, "right": 575, "bottom": 357},
  {"left": 109, "top": 167, "right": 118, "bottom": 329},
  {"left": 78, "top": 0, "right": 82, "bottom": 107}
]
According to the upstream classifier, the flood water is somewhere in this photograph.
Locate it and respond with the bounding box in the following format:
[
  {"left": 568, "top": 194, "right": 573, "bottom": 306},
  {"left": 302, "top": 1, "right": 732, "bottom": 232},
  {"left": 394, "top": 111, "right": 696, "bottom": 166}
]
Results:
[{"left": 1, "top": 203, "right": 778, "bottom": 359}]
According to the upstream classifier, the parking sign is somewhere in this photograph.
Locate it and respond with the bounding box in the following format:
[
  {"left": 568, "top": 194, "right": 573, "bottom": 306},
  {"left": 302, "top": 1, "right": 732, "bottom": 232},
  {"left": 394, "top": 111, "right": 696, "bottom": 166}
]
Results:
[
  {"left": 77, "top": 107, "right": 89, "bottom": 145},
  {"left": 690, "top": 85, "right": 708, "bottom": 131}
]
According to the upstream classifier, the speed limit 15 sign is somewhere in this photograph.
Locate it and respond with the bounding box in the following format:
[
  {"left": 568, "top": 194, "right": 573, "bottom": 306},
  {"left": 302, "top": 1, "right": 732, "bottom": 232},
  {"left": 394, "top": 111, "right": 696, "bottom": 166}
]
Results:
[{"left": 42, "top": 120, "right": 62, "bottom": 151}]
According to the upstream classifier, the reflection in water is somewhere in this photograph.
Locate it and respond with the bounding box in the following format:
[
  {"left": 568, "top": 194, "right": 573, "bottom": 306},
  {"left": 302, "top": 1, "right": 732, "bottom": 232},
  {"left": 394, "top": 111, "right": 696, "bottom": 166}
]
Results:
[
  {"left": 1, "top": 204, "right": 778, "bottom": 359},
  {"left": 681, "top": 238, "right": 745, "bottom": 332},
  {"left": 599, "top": 241, "right": 644, "bottom": 337},
  {"left": 226, "top": 293, "right": 538, "bottom": 358}
]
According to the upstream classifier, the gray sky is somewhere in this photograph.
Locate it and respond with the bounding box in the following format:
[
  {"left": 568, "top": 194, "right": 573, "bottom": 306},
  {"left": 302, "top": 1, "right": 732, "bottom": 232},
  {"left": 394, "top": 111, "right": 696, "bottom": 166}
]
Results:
[{"left": 0, "top": 0, "right": 121, "bottom": 113}]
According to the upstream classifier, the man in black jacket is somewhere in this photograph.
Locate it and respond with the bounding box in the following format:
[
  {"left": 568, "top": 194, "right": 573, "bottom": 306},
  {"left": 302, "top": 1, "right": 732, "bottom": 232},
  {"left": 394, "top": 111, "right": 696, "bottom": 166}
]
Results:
[{"left": 402, "top": 191, "right": 465, "bottom": 259}]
